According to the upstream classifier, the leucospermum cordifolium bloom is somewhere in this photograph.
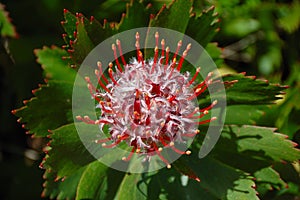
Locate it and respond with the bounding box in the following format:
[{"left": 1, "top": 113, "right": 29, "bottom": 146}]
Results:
[{"left": 76, "top": 32, "right": 217, "bottom": 169}]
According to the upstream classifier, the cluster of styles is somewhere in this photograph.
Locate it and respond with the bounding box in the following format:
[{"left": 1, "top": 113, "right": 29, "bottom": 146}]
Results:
[{"left": 76, "top": 32, "right": 217, "bottom": 169}]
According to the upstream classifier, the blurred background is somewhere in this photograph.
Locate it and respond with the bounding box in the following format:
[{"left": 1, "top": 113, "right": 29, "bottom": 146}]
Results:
[{"left": 0, "top": 0, "right": 299, "bottom": 199}]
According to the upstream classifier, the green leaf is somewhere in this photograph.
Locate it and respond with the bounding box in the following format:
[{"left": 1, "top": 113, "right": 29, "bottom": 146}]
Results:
[
  {"left": 76, "top": 161, "right": 108, "bottom": 200},
  {"left": 219, "top": 125, "right": 300, "bottom": 163},
  {"left": 44, "top": 123, "right": 96, "bottom": 178},
  {"left": 117, "top": 0, "right": 152, "bottom": 32},
  {"left": 0, "top": 4, "right": 17, "bottom": 38},
  {"left": 62, "top": 10, "right": 115, "bottom": 66},
  {"left": 254, "top": 167, "right": 286, "bottom": 190},
  {"left": 42, "top": 167, "right": 86, "bottom": 199},
  {"left": 149, "top": 157, "right": 258, "bottom": 200},
  {"left": 62, "top": 1, "right": 154, "bottom": 67},
  {"left": 186, "top": 5, "right": 220, "bottom": 47},
  {"left": 43, "top": 123, "right": 263, "bottom": 199},
  {"left": 115, "top": 173, "right": 148, "bottom": 200},
  {"left": 172, "top": 159, "right": 200, "bottom": 182},
  {"left": 76, "top": 161, "right": 128, "bottom": 200},
  {"left": 70, "top": 16, "right": 95, "bottom": 65},
  {"left": 14, "top": 47, "right": 75, "bottom": 137},
  {"left": 198, "top": 73, "right": 287, "bottom": 107},
  {"left": 210, "top": 125, "right": 300, "bottom": 180},
  {"left": 35, "top": 46, "right": 76, "bottom": 81},
  {"left": 225, "top": 105, "right": 267, "bottom": 125},
  {"left": 226, "top": 178, "right": 258, "bottom": 200},
  {"left": 193, "top": 157, "right": 258, "bottom": 200},
  {"left": 149, "top": 0, "right": 193, "bottom": 33},
  {"left": 61, "top": 9, "right": 78, "bottom": 41},
  {"left": 15, "top": 82, "right": 73, "bottom": 137},
  {"left": 222, "top": 73, "right": 287, "bottom": 105},
  {"left": 43, "top": 122, "right": 130, "bottom": 178}
]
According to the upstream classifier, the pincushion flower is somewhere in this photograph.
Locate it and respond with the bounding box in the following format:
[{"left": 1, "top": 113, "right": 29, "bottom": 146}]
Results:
[{"left": 76, "top": 32, "right": 217, "bottom": 168}]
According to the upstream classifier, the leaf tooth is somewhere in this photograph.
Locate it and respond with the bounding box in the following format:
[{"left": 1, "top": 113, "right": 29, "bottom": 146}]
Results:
[
  {"left": 69, "top": 40, "right": 74, "bottom": 46},
  {"left": 48, "top": 170, "right": 52, "bottom": 176},
  {"left": 11, "top": 109, "right": 17, "bottom": 115},
  {"left": 282, "top": 85, "right": 290, "bottom": 89},
  {"left": 189, "top": 5, "right": 193, "bottom": 14},
  {"left": 61, "top": 33, "right": 67, "bottom": 40},
  {"left": 146, "top": 3, "right": 152, "bottom": 9},
  {"left": 61, "top": 44, "right": 68, "bottom": 49},
  {"left": 41, "top": 190, "right": 46, "bottom": 198},
  {"left": 31, "top": 88, "right": 38, "bottom": 94},
  {"left": 103, "top": 19, "right": 108, "bottom": 27},
  {"left": 155, "top": 3, "right": 167, "bottom": 18},
  {"left": 204, "top": 5, "right": 215, "bottom": 13},
  {"left": 251, "top": 184, "right": 257, "bottom": 189},
  {"left": 149, "top": 13, "right": 155, "bottom": 20},
  {"left": 213, "top": 11, "right": 219, "bottom": 17},
  {"left": 90, "top": 16, "right": 94, "bottom": 23},
  {"left": 280, "top": 160, "right": 288, "bottom": 164},
  {"left": 42, "top": 171, "right": 48, "bottom": 179},
  {"left": 245, "top": 75, "right": 256, "bottom": 80},
  {"left": 61, "top": 176, "right": 67, "bottom": 182},
  {"left": 67, "top": 49, "right": 74, "bottom": 53},
  {"left": 39, "top": 161, "right": 45, "bottom": 169},
  {"left": 62, "top": 56, "right": 71, "bottom": 60},
  {"left": 23, "top": 100, "right": 29, "bottom": 105},
  {"left": 47, "top": 133, "right": 52, "bottom": 139},
  {"left": 291, "top": 141, "right": 299, "bottom": 147},
  {"left": 54, "top": 175, "right": 62, "bottom": 182}
]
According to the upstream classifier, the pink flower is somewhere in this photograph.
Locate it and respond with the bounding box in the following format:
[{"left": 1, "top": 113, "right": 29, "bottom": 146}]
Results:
[{"left": 77, "top": 32, "right": 217, "bottom": 168}]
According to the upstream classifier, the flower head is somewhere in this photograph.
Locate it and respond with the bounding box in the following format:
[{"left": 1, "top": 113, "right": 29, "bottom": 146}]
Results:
[{"left": 77, "top": 32, "right": 217, "bottom": 168}]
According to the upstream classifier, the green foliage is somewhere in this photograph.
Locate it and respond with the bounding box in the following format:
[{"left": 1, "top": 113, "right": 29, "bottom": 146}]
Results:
[
  {"left": 149, "top": 0, "right": 193, "bottom": 33},
  {"left": 217, "top": 126, "right": 300, "bottom": 163},
  {"left": 254, "top": 167, "right": 286, "bottom": 191},
  {"left": 0, "top": 4, "right": 17, "bottom": 37},
  {"left": 222, "top": 73, "right": 287, "bottom": 105},
  {"left": 44, "top": 123, "right": 95, "bottom": 178},
  {"left": 198, "top": 73, "right": 287, "bottom": 107},
  {"left": 186, "top": 5, "right": 220, "bottom": 48},
  {"left": 10, "top": 0, "right": 300, "bottom": 199},
  {"left": 76, "top": 161, "right": 109, "bottom": 199},
  {"left": 14, "top": 47, "right": 75, "bottom": 137}
]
